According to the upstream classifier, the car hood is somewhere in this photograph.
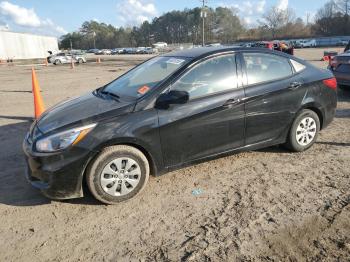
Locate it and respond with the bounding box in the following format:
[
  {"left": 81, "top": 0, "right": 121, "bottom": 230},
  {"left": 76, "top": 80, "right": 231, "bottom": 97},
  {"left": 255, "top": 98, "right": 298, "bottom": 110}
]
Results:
[{"left": 36, "top": 91, "right": 135, "bottom": 134}]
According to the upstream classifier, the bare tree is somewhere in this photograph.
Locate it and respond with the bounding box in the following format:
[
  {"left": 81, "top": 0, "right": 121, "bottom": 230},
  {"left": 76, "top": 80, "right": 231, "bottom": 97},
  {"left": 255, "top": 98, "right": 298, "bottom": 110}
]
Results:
[
  {"left": 335, "top": 0, "right": 350, "bottom": 15},
  {"left": 259, "top": 6, "right": 296, "bottom": 38}
]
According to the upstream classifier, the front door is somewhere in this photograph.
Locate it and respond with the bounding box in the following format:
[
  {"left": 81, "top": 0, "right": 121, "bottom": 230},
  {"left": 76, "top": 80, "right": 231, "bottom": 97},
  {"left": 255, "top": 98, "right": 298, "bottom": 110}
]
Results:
[{"left": 157, "top": 53, "right": 246, "bottom": 168}]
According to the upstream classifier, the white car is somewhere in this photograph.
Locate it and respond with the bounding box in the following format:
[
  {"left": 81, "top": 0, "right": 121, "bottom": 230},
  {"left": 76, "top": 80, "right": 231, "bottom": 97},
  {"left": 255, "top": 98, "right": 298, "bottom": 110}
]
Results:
[
  {"left": 300, "top": 39, "right": 317, "bottom": 48},
  {"left": 49, "top": 53, "right": 86, "bottom": 65}
]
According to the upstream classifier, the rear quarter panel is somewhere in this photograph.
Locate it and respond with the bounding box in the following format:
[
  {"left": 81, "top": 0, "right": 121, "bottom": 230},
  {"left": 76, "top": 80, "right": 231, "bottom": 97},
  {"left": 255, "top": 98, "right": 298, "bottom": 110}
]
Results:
[{"left": 299, "top": 67, "right": 337, "bottom": 129}]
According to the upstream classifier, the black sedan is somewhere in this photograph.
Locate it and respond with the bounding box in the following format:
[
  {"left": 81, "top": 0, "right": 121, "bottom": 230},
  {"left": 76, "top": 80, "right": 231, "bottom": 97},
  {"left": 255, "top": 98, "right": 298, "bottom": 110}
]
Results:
[
  {"left": 330, "top": 51, "right": 350, "bottom": 89},
  {"left": 23, "top": 47, "right": 337, "bottom": 204}
]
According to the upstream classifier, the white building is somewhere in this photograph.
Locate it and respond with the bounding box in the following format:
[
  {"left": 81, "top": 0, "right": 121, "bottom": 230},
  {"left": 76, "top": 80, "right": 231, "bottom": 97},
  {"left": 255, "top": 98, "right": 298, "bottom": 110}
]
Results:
[{"left": 0, "top": 31, "right": 59, "bottom": 59}]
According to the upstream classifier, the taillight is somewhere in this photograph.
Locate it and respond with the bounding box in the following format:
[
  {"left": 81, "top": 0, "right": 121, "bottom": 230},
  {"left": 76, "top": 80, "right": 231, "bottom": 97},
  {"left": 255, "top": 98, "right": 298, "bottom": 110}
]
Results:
[{"left": 323, "top": 78, "right": 337, "bottom": 90}]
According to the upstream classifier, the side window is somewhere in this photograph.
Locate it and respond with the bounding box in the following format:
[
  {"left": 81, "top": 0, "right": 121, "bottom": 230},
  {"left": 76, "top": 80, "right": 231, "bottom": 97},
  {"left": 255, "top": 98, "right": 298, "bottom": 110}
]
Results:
[
  {"left": 243, "top": 53, "right": 293, "bottom": 85},
  {"left": 290, "top": 59, "right": 306, "bottom": 73},
  {"left": 172, "top": 54, "right": 238, "bottom": 99}
]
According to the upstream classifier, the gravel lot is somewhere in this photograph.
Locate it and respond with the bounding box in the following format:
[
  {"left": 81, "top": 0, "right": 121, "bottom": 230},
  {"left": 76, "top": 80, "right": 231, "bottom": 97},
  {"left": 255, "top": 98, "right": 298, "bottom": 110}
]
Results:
[{"left": 0, "top": 48, "right": 349, "bottom": 261}]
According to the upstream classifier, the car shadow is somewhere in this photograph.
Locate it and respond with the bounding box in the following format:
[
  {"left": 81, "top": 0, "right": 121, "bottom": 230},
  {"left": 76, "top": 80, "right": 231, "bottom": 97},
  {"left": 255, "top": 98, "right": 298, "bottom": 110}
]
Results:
[
  {"left": 0, "top": 117, "right": 100, "bottom": 207},
  {"left": 336, "top": 109, "right": 350, "bottom": 118},
  {"left": 316, "top": 141, "right": 350, "bottom": 147},
  {"left": 256, "top": 145, "right": 291, "bottom": 154}
]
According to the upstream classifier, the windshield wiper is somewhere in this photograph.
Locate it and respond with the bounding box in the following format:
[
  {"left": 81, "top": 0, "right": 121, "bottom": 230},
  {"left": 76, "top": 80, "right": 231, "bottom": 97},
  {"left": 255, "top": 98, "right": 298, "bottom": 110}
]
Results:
[{"left": 100, "top": 90, "right": 120, "bottom": 101}]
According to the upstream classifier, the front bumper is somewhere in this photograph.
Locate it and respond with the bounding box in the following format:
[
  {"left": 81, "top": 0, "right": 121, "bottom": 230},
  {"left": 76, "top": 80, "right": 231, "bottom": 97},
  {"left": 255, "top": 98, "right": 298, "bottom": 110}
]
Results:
[{"left": 23, "top": 135, "right": 93, "bottom": 200}]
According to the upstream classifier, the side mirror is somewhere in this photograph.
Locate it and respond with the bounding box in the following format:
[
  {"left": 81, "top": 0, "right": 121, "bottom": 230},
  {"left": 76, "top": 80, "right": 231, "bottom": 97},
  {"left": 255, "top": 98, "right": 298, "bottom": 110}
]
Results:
[{"left": 155, "top": 90, "right": 189, "bottom": 109}]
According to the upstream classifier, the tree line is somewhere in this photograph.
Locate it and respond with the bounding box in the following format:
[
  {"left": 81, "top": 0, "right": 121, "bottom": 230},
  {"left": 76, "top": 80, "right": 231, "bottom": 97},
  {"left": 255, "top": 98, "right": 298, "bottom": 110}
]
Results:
[{"left": 60, "top": 1, "right": 350, "bottom": 49}]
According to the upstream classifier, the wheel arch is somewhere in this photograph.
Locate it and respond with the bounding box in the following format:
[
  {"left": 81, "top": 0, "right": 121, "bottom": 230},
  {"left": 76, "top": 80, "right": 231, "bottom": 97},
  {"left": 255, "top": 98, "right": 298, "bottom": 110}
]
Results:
[
  {"left": 88, "top": 138, "right": 162, "bottom": 177},
  {"left": 299, "top": 103, "right": 324, "bottom": 129}
]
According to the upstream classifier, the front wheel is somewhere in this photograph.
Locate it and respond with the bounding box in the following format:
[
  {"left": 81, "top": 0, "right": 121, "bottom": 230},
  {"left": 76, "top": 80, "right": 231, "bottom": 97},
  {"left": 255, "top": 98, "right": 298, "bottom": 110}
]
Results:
[
  {"left": 86, "top": 145, "right": 150, "bottom": 204},
  {"left": 285, "top": 109, "right": 320, "bottom": 152}
]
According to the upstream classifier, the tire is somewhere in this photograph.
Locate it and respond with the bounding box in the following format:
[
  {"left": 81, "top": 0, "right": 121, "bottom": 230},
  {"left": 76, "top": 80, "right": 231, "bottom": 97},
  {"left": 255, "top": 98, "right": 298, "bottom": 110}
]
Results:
[
  {"left": 86, "top": 145, "right": 150, "bottom": 204},
  {"left": 54, "top": 59, "right": 61, "bottom": 65},
  {"left": 285, "top": 109, "right": 320, "bottom": 152},
  {"left": 78, "top": 58, "right": 83, "bottom": 64}
]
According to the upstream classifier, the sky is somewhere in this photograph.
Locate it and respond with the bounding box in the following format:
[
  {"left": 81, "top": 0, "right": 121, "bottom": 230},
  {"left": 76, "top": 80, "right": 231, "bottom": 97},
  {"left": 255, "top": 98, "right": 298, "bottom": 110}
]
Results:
[{"left": 0, "top": 0, "right": 329, "bottom": 37}]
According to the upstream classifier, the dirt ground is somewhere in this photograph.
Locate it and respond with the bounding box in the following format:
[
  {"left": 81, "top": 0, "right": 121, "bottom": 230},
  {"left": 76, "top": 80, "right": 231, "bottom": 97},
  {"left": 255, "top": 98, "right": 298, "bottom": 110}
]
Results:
[{"left": 0, "top": 48, "right": 349, "bottom": 261}]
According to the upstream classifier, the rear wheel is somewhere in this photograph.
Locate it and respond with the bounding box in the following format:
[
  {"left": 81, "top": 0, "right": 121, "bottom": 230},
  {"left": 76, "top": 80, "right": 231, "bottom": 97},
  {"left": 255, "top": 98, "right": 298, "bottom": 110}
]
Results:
[
  {"left": 285, "top": 109, "right": 320, "bottom": 152},
  {"left": 86, "top": 145, "right": 149, "bottom": 204},
  {"left": 54, "top": 59, "right": 61, "bottom": 65},
  {"left": 78, "top": 58, "right": 83, "bottom": 64}
]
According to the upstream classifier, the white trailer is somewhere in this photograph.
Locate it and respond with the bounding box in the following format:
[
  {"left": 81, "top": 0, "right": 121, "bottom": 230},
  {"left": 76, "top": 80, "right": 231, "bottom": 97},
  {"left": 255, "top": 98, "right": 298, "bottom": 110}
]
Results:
[{"left": 0, "top": 31, "right": 59, "bottom": 60}]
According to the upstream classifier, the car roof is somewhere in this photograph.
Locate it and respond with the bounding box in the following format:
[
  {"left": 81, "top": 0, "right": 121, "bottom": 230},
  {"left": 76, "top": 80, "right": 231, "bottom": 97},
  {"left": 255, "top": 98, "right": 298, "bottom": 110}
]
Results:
[{"left": 162, "top": 46, "right": 287, "bottom": 58}]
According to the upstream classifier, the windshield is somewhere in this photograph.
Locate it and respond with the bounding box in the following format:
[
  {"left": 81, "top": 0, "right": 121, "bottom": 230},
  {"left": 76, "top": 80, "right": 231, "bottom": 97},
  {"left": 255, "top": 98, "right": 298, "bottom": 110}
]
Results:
[{"left": 102, "top": 56, "right": 189, "bottom": 99}]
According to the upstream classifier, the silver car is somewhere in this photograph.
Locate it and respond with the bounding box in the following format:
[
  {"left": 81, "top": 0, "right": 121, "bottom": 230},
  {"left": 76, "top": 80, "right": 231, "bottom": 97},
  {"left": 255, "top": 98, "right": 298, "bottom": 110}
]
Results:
[{"left": 49, "top": 52, "right": 86, "bottom": 65}]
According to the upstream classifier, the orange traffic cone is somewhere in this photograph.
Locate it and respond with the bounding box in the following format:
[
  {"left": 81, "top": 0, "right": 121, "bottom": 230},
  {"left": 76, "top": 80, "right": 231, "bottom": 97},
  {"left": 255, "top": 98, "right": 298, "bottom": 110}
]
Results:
[
  {"left": 70, "top": 58, "right": 75, "bottom": 69},
  {"left": 96, "top": 57, "right": 101, "bottom": 63},
  {"left": 45, "top": 58, "right": 48, "bottom": 66},
  {"left": 31, "top": 68, "right": 45, "bottom": 119}
]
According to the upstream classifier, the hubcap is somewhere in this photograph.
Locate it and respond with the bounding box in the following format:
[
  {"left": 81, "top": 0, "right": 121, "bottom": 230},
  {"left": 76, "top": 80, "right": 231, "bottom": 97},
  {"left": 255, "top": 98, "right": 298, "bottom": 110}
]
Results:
[
  {"left": 296, "top": 117, "right": 317, "bottom": 146},
  {"left": 100, "top": 157, "right": 141, "bottom": 196}
]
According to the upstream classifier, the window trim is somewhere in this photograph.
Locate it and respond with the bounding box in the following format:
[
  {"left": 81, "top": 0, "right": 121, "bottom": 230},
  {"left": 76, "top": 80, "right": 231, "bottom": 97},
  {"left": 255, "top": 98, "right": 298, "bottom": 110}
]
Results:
[
  {"left": 169, "top": 52, "right": 242, "bottom": 101},
  {"left": 239, "top": 51, "right": 296, "bottom": 88}
]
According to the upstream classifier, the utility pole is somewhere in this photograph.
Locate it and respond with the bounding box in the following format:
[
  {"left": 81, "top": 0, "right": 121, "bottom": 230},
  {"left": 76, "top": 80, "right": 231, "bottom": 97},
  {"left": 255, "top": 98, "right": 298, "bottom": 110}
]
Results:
[
  {"left": 200, "top": 0, "right": 208, "bottom": 46},
  {"left": 92, "top": 31, "right": 96, "bottom": 49}
]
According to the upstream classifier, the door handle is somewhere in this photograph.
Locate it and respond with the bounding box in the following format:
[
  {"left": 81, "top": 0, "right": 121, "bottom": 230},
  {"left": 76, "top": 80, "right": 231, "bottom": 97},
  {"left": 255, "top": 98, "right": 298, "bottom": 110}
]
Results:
[
  {"left": 288, "top": 82, "right": 302, "bottom": 90},
  {"left": 223, "top": 98, "right": 240, "bottom": 108}
]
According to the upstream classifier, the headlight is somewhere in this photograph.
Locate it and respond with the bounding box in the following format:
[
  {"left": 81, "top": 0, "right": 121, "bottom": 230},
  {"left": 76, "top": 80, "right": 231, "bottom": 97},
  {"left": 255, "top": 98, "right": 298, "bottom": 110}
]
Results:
[{"left": 36, "top": 123, "right": 96, "bottom": 152}]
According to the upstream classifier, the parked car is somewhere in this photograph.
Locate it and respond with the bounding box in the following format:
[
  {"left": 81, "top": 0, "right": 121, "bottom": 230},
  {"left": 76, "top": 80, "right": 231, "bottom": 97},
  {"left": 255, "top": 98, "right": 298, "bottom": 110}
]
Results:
[
  {"left": 336, "top": 40, "right": 349, "bottom": 46},
  {"left": 102, "top": 49, "right": 112, "bottom": 55},
  {"left": 329, "top": 52, "right": 350, "bottom": 89},
  {"left": 111, "top": 48, "right": 125, "bottom": 55},
  {"left": 125, "top": 48, "right": 136, "bottom": 54},
  {"left": 23, "top": 47, "right": 337, "bottom": 204},
  {"left": 135, "top": 47, "right": 146, "bottom": 54},
  {"left": 300, "top": 39, "right": 317, "bottom": 48},
  {"left": 251, "top": 41, "right": 273, "bottom": 49},
  {"left": 142, "top": 47, "right": 154, "bottom": 54},
  {"left": 94, "top": 49, "right": 111, "bottom": 55},
  {"left": 345, "top": 40, "right": 350, "bottom": 52},
  {"left": 87, "top": 48, "right": 99, "bottom": 53},
  {"left": 273, "top": 41, "right": 294, "bottom": 55},
  {"left": 49, "top": 52, "right": 86, "bottom": 65},
  {"left": 289, "top": 40, "right": 303, "bottom": 49}
]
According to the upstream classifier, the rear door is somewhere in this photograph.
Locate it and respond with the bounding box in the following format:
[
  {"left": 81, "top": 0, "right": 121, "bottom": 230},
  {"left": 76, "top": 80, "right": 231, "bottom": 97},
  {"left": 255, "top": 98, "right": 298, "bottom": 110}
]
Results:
[
  {"left": 157, "top": 53, "right": 245, "bottom": 167},
  {"left": 240, "top": 51, "right": 305, "bottom": 145}
]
